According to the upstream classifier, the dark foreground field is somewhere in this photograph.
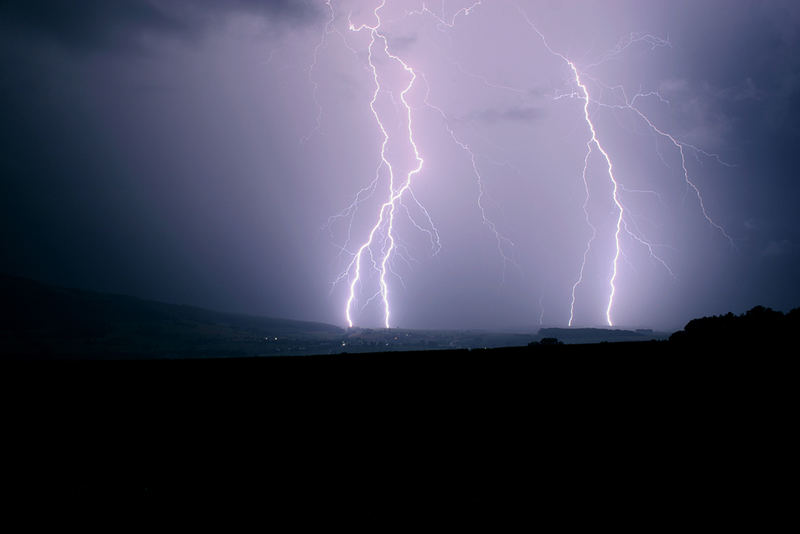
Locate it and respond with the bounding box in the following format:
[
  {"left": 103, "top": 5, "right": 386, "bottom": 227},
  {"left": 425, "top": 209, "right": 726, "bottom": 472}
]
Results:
[
  {"left": 2, "top": 275, "right": 793, "bottom": 521},
  {"left": 4, "top": 341, "right": 793, "bottom": 525}
]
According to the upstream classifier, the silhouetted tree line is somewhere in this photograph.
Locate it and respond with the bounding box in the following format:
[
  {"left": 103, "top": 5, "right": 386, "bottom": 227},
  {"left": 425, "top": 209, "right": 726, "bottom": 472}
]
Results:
[{"left": 669, "top": 306, "right": 799, "bottom": 347}]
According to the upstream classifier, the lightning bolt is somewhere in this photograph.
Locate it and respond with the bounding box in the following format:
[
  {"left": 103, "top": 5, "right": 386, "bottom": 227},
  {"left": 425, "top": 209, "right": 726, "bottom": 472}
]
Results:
[
  {"left": 571, "top": 60, "right": 624, "bottom": 327},
  {"left": 337, "top": 0, "right": 428, "bottom": 328},
  {"left": 304, "top": 1, "right": 734, "bottom": 330},
  {"left": 517, "top": 6, "right": 731, "bottom": 326},
  {"left": 513, "top": 10, "right": 624, "bottom": 326},
  {"left": 329, "top": 1, "right": 511, "bottom": 328}
]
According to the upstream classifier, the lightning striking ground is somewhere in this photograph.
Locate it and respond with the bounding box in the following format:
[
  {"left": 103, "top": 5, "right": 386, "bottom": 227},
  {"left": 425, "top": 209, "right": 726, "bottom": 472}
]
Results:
[
  {"left": 326, "top": 1, "right": 512, "bottom": 328},
  {"left": 517, "top": 5, "right": 732, "bottom": 326},
  {"left": 303, "top": 1, "right": 734, "bottom": 329},
  {"left": 338, "top": 0, "right": 428, "bottom": 328}
]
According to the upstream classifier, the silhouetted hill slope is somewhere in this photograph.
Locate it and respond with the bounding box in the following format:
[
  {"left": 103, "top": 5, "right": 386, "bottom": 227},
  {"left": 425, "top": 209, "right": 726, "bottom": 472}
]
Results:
[
  {"left": 670, "top": 305, "right": 799, "bottom": 347},
  {"left": 4, "top": 273, "right": 796, "bottom": 359},
  {"left": 0, "top": 273, "right": 343, "bottom": 358},
  {"left": 536, "top": 327, "right": 667, "bottom": 344}
]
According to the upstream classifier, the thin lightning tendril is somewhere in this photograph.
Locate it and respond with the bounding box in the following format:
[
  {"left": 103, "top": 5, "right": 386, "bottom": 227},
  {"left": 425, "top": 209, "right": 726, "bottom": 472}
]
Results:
[
  {"left": 419, "top": 73, "right": 518, "bottom": 277},
  {"left": 301, "top": 1, "right": 336, "bottom": 145},
  {"left": 406, "top": 1, "right": 483, "bottom": 30}
]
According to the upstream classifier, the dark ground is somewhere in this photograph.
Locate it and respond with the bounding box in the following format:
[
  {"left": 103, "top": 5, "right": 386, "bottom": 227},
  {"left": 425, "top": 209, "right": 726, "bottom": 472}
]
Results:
[
  {"left": 1, "top": 274, "right": 794, "bottom": 523},
  {"left": 3, "top": 341, "right": 793, "bottom": 525}
]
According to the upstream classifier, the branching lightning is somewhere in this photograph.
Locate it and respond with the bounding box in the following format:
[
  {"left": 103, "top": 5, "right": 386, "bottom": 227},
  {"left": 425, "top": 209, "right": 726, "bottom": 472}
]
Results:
[
  {"left": 324, "top": 0, "right": 513, "bottom": 328},
  {"left": 301, "top": 1, "right": 734, "bottom": 329},
  {"left": 336, "top": 0, "right": 428, "bottom": 328},
  {"left": 517, "top": 5, "right": 732, "bottom": 326}
]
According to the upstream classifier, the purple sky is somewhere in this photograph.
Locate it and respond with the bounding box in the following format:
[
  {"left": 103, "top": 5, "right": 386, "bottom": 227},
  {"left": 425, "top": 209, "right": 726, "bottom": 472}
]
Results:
[{"left": 1, "top": 0, "right": 799, "bottom": 331}]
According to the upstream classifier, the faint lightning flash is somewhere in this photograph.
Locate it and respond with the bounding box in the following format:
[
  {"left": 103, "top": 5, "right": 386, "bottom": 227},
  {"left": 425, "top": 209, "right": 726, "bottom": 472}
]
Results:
[
  {"left": 302, "top": 0, "right": 362, "bottom": 145},
  {"left": 517, "top": 6, "right": 731, "bottom": 326},
  {"left": 301, "top": 1, "right": 335, "bottom": 145},
  {"left": 407, "top": 1, "right": 483, "bottom": 30},
  {"left": 418, "top": 73, "right": 518, "bottom": 278}
]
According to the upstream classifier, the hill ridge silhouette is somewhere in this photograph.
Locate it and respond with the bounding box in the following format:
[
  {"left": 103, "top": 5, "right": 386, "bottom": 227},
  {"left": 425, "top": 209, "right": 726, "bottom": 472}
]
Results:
[{"left": 2, "top": 273, "right": 796, "bottom": 358}]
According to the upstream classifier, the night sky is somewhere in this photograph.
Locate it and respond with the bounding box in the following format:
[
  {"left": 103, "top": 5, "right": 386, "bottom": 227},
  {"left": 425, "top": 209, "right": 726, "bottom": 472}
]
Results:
[{"left": 1, "top": 0, "right": 798, "bottom": 331}]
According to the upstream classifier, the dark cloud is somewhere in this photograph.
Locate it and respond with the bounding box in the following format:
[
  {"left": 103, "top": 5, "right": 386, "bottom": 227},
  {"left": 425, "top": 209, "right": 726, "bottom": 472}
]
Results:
[
  {"left": 385, "top": 33, "right": 418, "bottom": 52},
  {"left": 467, "top": 106, "right": 546, "bottom": 123},
  {"left": 0, "top": 0, "right": 182, "bottom": 49},
  {"left": 198, "top": 0, "right": 323, "bottom": 23},
  {"left": 1, "top": 0, "right": 798, "bottom": 330},
  {"left": 0, "top": 0, "right": 322, "bottom": 51}
]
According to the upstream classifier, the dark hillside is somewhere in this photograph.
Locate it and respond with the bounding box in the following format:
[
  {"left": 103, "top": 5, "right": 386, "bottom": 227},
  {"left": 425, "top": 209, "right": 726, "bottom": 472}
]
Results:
[
  {"left": 536, "top": 327, "right": 667, "bottom": 344},
  {"left": 0, "top": 273, "right": 343, "bottom": 358},
  {"left": 670, "top": 305, "right": 799, "bottom": 347}
]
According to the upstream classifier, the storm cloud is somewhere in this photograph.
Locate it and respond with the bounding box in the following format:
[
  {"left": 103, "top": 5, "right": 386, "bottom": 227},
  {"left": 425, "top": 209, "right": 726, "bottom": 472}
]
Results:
[
  {"left": 467, "top": 106, "right": 546, "bottom": 123},
  {"left": 0, "top": 0, "right": 322, "bottom": 50},
  {"left": 1, "top": 0, "right": 798, "bottom": 331}
]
